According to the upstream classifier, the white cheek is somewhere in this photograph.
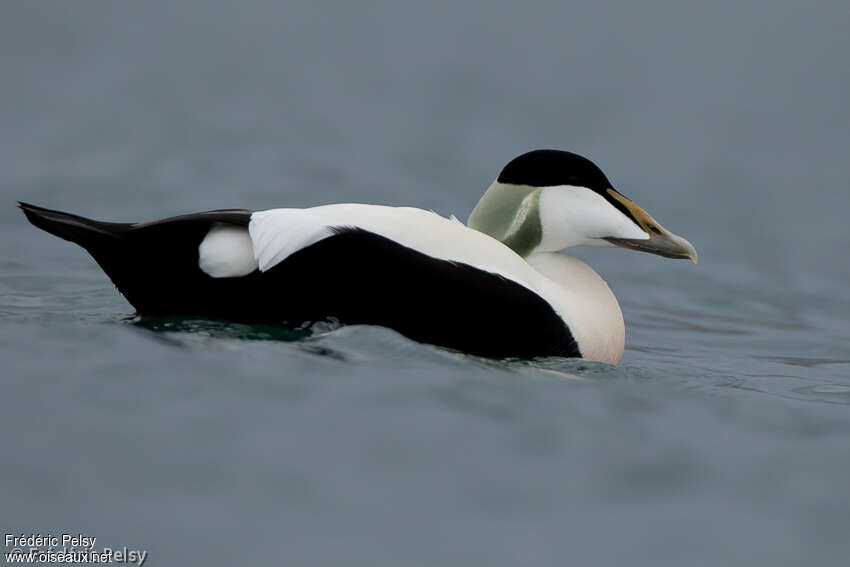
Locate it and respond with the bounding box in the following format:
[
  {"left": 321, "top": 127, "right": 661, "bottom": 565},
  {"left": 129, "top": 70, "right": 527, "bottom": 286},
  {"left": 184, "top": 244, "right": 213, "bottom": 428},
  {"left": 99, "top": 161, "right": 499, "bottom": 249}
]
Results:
[{"left": 538, "top": 186, "right": 648, "bottom": 250}]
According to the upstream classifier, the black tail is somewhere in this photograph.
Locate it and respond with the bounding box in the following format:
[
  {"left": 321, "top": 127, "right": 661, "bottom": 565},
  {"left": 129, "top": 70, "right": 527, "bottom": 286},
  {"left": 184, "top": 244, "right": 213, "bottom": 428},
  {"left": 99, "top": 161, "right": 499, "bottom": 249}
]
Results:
[
  {"left": 19, "top": 202, "right": 255, "bottom": 315},
  {"left": 18, "top": 202, "right": 131, "bottom": 251},
  {"left": 19, "top": 202, "right": 138, "bottom": 308}
]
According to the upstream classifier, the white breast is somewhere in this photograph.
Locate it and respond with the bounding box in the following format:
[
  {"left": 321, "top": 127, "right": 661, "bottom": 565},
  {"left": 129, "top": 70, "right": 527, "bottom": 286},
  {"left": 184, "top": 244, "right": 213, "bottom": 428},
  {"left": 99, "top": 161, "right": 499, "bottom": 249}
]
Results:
[{"left": 526, "top": 252, "right": 625, "bottom": 364}]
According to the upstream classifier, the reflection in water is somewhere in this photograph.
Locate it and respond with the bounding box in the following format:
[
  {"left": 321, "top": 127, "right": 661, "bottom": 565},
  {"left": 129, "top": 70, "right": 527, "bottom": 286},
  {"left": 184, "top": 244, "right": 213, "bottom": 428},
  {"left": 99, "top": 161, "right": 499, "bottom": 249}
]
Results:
[
  {"left": 718, "top": 377, "right": 850, "bottom": 406},
  {"left": 127, "top": 316, "right": 349, "bottom": 361},
  {"left": 295, "top": 343, "right": 349, "bottom": 362},
  {"left": 651, "top": 305, "right": 810, "bottom": 331},
  {"left": 625, "top": 302, "right": 812, "bottom": 336},
  {"left": 759, "top": 356, "right": 850, "bottom": 368},
  {"left": 122, "top": 311, "right": 850, "bottom": 409},
  {"left": 130, "top": 315, "right": 337, "bottom": 341},
  {"left": 626, "top": 345, "right": 680, "bottom": 354},
  {"left": 430, "top": 380, "right": 523, "bottom": 423},
  {"left": 791, "top": 384, "right": 850, "bottom": 405},
  {"left": 631, "top": 314, "right": 752, "bottom": 335}
]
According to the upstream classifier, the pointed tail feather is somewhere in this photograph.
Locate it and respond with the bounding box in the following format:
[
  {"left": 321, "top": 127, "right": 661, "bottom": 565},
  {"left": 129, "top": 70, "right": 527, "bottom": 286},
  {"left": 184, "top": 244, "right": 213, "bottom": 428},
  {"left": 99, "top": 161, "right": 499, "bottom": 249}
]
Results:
[{"left": 18, "top": 202, "right": 131, "bottom": 250}]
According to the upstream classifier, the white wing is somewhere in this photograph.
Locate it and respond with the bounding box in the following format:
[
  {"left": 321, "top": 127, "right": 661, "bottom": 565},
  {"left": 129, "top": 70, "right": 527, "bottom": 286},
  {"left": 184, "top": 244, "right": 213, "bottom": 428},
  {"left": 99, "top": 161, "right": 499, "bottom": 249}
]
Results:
[
  {"left": 249, "top": 208, "right": 337, "bottom": 272},
  {"left": 248, "top": 204, "right": 543, "bottom": 288}
]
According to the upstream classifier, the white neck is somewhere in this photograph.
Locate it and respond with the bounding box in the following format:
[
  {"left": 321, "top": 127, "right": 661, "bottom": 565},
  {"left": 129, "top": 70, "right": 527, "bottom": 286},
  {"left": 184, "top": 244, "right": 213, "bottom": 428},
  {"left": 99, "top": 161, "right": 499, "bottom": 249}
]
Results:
[{"left": 527, "top": 251, "right": 625, "bottom": 364}]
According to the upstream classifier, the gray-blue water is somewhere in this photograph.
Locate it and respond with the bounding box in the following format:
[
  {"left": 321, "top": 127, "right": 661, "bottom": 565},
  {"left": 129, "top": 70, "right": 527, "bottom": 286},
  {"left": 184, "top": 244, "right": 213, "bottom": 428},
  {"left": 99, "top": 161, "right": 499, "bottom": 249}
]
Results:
[{"left": 2, "top": 2, "right": 850, "bottom": 565}]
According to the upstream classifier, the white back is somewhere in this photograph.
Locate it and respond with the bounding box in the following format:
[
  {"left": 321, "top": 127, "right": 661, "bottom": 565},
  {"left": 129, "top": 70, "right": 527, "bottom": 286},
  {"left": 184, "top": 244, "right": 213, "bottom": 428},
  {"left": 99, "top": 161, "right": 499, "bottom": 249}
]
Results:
[{"left": 249, "top": 204, "right": 545, "bottom": 288}]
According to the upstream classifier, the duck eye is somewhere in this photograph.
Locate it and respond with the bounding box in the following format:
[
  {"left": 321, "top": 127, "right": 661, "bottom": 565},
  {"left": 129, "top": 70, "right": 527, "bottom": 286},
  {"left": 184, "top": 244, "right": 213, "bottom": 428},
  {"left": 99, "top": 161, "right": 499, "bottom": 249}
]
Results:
[{"left": 646, "top": 223, "right": 661, "bottom": 235}]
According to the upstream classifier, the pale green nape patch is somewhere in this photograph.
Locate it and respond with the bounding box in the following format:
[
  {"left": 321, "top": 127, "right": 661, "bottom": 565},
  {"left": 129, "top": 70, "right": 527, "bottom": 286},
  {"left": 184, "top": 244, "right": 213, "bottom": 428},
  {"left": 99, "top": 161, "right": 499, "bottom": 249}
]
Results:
[{"left": 467, "top": 182, "right": 543, "bottom": 257}]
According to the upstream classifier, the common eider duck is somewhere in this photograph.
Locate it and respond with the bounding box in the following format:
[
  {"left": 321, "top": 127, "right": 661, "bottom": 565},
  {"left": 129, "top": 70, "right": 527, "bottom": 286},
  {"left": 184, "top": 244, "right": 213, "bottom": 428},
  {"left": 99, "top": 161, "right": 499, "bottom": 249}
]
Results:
[{"left": 19, "top": 149, "right": 696, "bottom": 363}]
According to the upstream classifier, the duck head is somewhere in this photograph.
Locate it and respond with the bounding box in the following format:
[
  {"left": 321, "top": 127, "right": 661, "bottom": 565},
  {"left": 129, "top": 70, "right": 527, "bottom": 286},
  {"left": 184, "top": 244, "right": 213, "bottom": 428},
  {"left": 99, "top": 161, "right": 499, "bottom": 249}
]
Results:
[{"left": 468, "top": 149, "right": 697, "bottom": 263}]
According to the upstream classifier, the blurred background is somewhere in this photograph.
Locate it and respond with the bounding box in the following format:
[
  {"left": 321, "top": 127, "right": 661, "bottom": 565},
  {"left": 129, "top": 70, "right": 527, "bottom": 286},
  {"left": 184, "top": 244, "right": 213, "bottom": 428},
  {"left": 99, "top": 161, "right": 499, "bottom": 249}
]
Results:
[{"left": 2, "top": 1, "right": 849, "bottom": 565}]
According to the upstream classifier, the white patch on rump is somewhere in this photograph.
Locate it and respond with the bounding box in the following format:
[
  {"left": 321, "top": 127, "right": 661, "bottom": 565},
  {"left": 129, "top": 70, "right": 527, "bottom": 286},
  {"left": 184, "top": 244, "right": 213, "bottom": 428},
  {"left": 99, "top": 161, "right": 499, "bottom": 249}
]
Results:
[{"left": 198, "top": 223, "right": 258, "bottom": 278}]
